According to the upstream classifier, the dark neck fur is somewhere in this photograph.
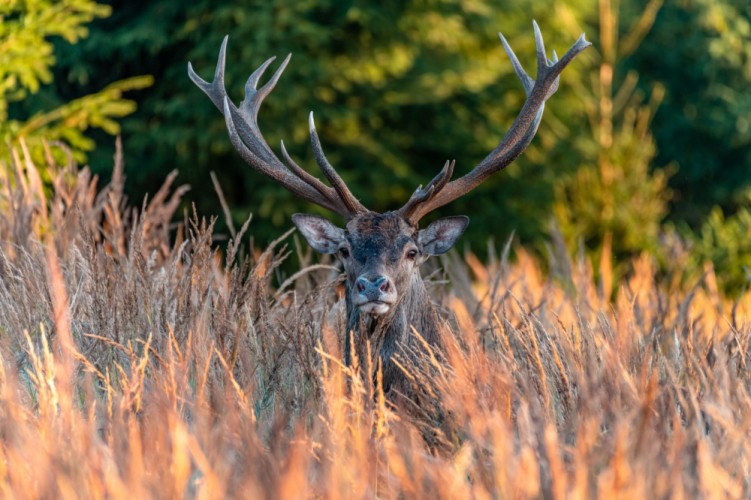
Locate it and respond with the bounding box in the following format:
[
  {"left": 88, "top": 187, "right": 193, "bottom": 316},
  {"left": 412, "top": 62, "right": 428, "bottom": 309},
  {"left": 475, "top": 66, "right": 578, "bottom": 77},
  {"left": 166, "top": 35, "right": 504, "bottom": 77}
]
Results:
[{"left": 344, "top": 271, "right": 441, "bottom": 390}]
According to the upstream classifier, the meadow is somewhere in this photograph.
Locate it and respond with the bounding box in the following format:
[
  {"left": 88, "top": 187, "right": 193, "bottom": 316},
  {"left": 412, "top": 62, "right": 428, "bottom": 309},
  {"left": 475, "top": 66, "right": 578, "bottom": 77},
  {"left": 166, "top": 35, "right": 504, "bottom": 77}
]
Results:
[{"left": 0, "top": 143, "right": 749, "bottom": 498}]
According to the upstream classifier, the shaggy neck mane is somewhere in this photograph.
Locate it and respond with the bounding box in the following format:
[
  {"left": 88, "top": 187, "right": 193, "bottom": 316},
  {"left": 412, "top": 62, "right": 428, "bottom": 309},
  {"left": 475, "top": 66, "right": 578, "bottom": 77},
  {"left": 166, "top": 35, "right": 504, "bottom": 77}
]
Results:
[{"left": 344, "top": 271, "right": 442, "bottom": 391}]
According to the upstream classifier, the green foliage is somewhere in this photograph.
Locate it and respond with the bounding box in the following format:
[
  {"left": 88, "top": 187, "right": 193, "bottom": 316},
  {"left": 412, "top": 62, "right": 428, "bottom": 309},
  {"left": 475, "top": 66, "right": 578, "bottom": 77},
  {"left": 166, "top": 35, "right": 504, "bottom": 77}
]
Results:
[
  {"left": 0, "top": 0, "right": 111, "bottom": 105},
  {"left": 629, "top": 0, "right": 751, "bottom": 227},
  {"left": 553, "top": 94, "right": 672, "bottom": 259},
  {"left": 552, "top": 0, "right": 672, "bottom": 264},
  {"left": 1, "top": 0, "right": 151, "bottom": 163},
  {"left": 52, "top": 0, "right": 588, "bottom": 247},
  {"left": 19, "top": 0, "right": 751, "bottom": 293},
  {"left": 687, "top": 194, "right": 751, "bottom": 295}
]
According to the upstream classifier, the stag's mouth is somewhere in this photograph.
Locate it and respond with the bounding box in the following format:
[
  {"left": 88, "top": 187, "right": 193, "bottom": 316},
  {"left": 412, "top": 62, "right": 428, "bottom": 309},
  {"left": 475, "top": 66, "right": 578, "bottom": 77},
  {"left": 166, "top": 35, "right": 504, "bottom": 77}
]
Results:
[{"left": 357, "top": 300, "right": 394, "bottom": 316}]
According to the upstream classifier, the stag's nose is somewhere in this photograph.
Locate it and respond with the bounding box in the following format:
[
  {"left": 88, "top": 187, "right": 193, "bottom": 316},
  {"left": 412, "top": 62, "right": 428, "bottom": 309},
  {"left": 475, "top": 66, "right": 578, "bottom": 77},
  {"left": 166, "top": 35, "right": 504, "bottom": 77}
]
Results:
[
  {"left": 355, "top": 276, "right": 392, "bottom": 297},
  {"left": 354, "top": 275, "right": 397, "bottom": 315}
]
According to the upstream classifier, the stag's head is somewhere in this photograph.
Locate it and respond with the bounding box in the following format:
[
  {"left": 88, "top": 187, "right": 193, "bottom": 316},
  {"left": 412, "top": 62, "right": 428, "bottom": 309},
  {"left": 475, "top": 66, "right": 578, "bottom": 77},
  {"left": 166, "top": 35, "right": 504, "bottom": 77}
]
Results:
[
  {"left": 292, "top": 212, "right": 467, "bottom": 315},
  {"left": 188, "top": 22, "right": 590, "bottom": 316}
]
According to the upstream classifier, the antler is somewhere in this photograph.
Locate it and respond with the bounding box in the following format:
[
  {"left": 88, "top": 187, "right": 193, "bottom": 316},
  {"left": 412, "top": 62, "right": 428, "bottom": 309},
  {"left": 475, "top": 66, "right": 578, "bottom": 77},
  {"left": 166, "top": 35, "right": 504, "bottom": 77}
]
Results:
[
  {"left": 399, "top": 21, "right": 591, "bottom": 224},
  {"left": 188, "top": 36, "right": 367, "bottom": 218}
]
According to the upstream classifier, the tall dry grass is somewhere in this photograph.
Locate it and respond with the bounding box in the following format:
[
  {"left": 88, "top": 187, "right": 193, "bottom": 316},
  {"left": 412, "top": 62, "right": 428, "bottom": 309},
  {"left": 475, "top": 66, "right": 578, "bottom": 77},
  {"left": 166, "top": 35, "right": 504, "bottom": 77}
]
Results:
[{"left": 0, "top": 142, "right": 749, "bottom": 498}]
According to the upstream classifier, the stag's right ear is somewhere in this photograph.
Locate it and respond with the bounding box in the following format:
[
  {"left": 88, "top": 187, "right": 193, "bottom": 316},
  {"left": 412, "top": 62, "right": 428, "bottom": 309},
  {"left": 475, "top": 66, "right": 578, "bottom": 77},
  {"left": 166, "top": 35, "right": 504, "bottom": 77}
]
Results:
[
  {"left": 418, "top": 216, "right": 469, "bottom": 255},
  {"left": 292, "top": 214, "right": 345, "bottom": 254}
]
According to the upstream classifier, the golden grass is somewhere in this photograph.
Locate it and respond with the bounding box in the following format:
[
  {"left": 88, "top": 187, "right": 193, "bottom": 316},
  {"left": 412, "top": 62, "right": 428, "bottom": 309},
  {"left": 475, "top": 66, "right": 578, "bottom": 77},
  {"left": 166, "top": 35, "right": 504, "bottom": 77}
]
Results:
[{"left": 0, "top": 143, "right": 750, "bottom": 498}]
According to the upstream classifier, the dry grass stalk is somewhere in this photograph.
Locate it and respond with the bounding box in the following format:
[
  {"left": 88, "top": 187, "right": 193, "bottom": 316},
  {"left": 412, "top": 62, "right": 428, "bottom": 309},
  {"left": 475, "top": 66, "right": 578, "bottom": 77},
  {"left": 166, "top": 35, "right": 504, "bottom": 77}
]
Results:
[{"left": 0, "top": 148, "right": 749, "bottom": 498}]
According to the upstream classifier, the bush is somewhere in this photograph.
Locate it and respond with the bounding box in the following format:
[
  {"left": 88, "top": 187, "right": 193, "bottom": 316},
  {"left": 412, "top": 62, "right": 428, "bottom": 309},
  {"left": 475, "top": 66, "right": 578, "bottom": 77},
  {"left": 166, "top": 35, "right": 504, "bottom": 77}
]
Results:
[
  {"left": 688, "top": 193, "right": 751, "bottom": 295},
  {"left": 1, "top": 0, "right": 151, "bottom": 165}
]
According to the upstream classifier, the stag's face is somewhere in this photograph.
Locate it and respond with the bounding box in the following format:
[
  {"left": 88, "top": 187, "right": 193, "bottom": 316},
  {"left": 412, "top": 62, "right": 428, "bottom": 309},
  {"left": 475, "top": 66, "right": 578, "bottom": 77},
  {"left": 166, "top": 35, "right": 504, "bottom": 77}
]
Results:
[{"left": 293, "top": 212, "right": 468, "bottom": 316}]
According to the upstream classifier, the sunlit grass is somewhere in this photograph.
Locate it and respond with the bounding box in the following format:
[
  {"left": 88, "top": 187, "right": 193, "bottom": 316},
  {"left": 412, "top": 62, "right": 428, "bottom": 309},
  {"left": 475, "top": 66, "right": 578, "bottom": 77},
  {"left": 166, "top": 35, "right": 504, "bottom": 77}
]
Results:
[{"left": 0, "top": 143, "right": 749, "bottom": 498}]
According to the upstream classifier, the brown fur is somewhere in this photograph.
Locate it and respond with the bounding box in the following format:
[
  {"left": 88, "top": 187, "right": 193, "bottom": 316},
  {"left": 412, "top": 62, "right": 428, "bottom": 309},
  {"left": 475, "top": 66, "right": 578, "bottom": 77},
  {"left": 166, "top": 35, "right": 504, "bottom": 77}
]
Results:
[{"left": 341, "top": 213, "right": 444, "bottom": 394}]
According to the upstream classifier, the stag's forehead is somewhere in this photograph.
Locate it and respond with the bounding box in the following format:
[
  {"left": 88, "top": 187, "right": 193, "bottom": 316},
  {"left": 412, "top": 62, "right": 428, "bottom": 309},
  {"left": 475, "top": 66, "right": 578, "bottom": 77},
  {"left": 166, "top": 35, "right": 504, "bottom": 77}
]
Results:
[{"left": 345, "top": 212, "right": 416, "bottom": 262}]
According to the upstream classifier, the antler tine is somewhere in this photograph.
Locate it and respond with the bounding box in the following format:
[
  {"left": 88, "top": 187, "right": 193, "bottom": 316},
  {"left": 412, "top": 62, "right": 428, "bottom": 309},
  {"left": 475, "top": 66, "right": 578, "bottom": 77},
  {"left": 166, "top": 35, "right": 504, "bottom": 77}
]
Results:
[
  {"left": 187, "top": 35, "right": 229, "bottom": 111},
  {"left": 221, "top": 98, "right": 343, "bottom": 214},
  {"left": 401, "top": 22, "right": 590, "bottom": 223},
  {"left": 244, "top": 55, "right": 287, "bottom": 117},
  {"left": 533, "top": 20, "right": 548, "bottom": 71},
  {"left": 236, "top": 53, "right": 292, "bottom": 164},
  {"left": 309, "top": 112, "right": 368, "bottom": 215},
  {"left": 279, "top": 140, "right": 333, "bottom": 198},
  {"left": 499, "top": 33, "right": 533, "bottom": 94},
  {"left": 398, "top": 160, "right": 455, "bottom": 221},
  {"left": 189, "top": 37, "right": 373, "bottom": 218},
  {"left": 188, "top": 37, "right": 278, "bottom": 166}
]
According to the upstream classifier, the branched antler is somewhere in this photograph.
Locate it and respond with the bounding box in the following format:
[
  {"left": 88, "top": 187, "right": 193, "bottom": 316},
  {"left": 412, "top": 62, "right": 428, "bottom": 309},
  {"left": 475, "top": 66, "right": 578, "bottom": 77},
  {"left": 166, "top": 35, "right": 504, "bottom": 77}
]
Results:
[
  {"left": 398, "top": 21, "right": 590, "bottom": 223},
  {"left": 188, "top": 36, "right": 367, "bottom": 218},
  {"left": 190, "top": 24, "right": 588, "bottom": 225}
]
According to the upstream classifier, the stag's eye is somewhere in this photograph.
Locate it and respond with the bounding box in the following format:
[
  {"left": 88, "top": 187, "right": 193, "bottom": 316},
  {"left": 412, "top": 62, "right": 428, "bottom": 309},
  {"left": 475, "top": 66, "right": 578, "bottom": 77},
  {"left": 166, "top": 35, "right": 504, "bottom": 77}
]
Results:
[
  {"left": 406, "top": 249, "right": 418, "bottom": 260},
  {"left": 339, "top": 247, "right": 350, "bottom": 259}
]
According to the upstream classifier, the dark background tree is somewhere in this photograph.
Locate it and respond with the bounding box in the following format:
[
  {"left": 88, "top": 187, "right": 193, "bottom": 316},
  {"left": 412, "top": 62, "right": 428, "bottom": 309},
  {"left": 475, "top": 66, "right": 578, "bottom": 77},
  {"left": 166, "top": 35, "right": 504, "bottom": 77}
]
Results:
[
  {"left": 21, "top": 0, "right": 751, "bottom": 289},
  {"left": 628, "top": 0, "right": 751, "bottom": 227},
  {"left": 47, "top": 0, "right": 590, "bottom": 247}
]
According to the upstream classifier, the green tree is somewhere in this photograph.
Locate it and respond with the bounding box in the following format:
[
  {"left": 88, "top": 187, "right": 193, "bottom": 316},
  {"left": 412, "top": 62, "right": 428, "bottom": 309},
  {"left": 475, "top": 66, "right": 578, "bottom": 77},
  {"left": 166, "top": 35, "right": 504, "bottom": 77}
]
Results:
[
  {"left": 552, "top": 0, "right": 671, "bottom": 264},
  {"left": 51, "top": 0, "right": 590, "bottom": 248},
  {"left": 628, "top": 0, "right": 751, "bottom": 227},
  {"left": 2, "top": 0, "right": 151, "bottom": 163},
  {"left": 686, "top": 194, "right": 751, "bottom": 295},
  {"left": 26, "top": 0, "right": 751, "bottom": 264}
]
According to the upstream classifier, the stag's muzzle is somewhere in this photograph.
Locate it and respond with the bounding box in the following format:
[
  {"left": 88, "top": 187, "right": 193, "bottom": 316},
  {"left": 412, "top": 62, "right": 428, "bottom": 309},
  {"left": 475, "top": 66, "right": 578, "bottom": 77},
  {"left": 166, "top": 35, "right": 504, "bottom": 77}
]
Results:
[{"left": 354, "top": 275, "right": 396, "bottom": 315}]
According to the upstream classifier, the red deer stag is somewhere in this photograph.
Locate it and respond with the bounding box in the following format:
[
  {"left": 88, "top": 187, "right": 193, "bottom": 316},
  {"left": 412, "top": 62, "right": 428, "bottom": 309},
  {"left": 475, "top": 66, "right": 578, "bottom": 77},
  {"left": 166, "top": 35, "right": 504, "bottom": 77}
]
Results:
[{"left": 189, "top": 22, "right": 589, "bottom": 394}]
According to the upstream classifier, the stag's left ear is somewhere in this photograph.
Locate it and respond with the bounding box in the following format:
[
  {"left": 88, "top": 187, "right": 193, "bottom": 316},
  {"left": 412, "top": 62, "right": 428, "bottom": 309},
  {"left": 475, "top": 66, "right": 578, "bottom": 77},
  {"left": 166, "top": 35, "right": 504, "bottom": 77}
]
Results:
[
  {"left": 292, "top": 213, "right": 345, "bottom": 254},
  {"left": 418, "top": 216, "right": 469, "bottom": 255}
]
